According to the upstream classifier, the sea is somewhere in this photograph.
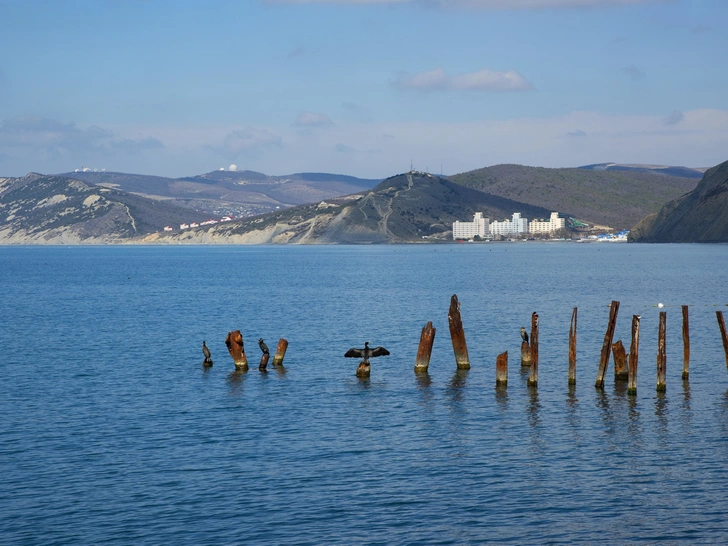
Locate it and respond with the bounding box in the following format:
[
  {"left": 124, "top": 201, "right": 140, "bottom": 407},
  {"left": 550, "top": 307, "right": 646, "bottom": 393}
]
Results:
[{"left": 1, "top": 243, "right": 728, "bottom": 545}]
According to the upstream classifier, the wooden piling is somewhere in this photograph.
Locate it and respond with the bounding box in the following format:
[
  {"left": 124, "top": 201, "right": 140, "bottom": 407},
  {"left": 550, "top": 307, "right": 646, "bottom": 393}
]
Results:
[
  {"left": 682, "top": 305, "right": 690, "bottom": 379},
  {"left": 656, "top": 311, "right": 667, "bottom": 392},
  {"left": 259, "top": 353, "right": 270, "bottom": 371},
  {"left": 717, "top": 311, "right": 728, "bottom": 368},
  {"left": 627, "top": 315, "right": 640, "bottom": 395},
  {"left": 595, "top": 300, "right": 620, "bottom": 389},
  {"left": 527, "top": 312, "right": 539, "bottom": 387},
  {"left": 520, "top": 341, "right": 531, "bottom": 367},
  {"left": 225, "top": 330, "right": 248, "bottom": 370},
  {"left": 414, "top": 321, "right": 436, "bottom": 373},
  {"left": 448, "top": 294, "right": 470, "bottom": 370},
  {"left": 271, "top": 338, "right": 288, "bottom": 366},
  {"left": 612, "top": 340, "right": 629, "bottom": 381},
  {"left": 568, "top": 307, "right": 577, "bottom": 385},
  {"left": 496, "top": 351, "right": 508, "bottom": 386}
]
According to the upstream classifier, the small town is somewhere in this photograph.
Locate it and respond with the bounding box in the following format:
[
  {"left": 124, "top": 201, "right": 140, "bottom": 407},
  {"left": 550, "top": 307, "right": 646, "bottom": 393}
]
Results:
[{"left": 452, "top": 212, "right": 630, "bottom": 242}]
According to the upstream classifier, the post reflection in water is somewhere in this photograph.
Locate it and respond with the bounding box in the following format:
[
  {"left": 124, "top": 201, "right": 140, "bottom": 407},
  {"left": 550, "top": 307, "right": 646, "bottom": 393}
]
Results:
[
  {"left": 274, "top": 365, "right": 287, "bottom": 378},
  {"left": 566, "top": 384, "right": 580, "bottom": 435},
  {"left": 627, "top": 395, "right": 642, "bottom": 440},
  {"left": 415, "top": 372, "right": 434, "bottom": 412},
  {"left": 495, "top": 383, "right": 508, "bottom": 412},
  {"left": 680, "top": 379, "right": 692, "bottom": 433},
  {"left": 446, "top": 369, "right": 468, "bottom": 404},
  {"left": 595, "top": 389, "right": 616, "bottom": 433},
  {"left": 654, "top": 391, "right": 669, "bottom": 437},
  {"left": 226, "top": 369, "right": 247, "bottom": 397}
]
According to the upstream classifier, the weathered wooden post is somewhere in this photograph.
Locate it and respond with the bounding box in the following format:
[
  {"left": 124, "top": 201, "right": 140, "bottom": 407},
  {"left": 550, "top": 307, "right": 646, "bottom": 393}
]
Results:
[
  {"left": 627, "top": 315, "right": 640, "bottom": 395},
  {"left": 595, "top": 300, "right": 620, "bottom": 389},
  {"left": 612, "top": 340, "right": 629, "bottom": 381},
  {"left": 259, "top": 353, "right": 270, "bottom": 371},
  {"left": 225, "top": 330, "right": 248, "bottom": 370},
  {"left": 496, "top": 351, "right": 508, "bottom": 387},
  {"left": 568, "top": 307, "right": 577, "bottom": 385},
  {"left": 527, "top": 312, "right": 539, "bottom": 387},
  {"left": 656, "top": 311, "right": 667, "bottom": 392},
  {"left": 414, "top": 321, "right": 436, "bottom": 373},
  {"left": 272, "top": 338, "right": 289, "bottom": 366},
  {"left": 521, "top": 340, "right": 532, "bottom": 368},
  {"left": 682, "top": 305, "right": 690, "bottom": 379},
  {"left": 717, "top": 311, "right": 728, "bottom": 368},
  {"left": 448, "top": 294, "right": 470, "bottom": 370}
]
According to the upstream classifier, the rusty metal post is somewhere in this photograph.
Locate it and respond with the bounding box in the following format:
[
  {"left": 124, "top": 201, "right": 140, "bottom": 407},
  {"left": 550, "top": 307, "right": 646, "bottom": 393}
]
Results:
[
  {"left": 496, "top": 351, "right": 508, "bottom": 386},
  {"left": 612, "top": 340, "right": 629, "bottom": 381},
  {"left": 225, "top": 330, "right": 248, "bottom": 370},
  {"left": 448, "top": 294, "right": 470, "bottom": 370},
  {"left": 259, "top": 353, "right": 270, "bottom": 371},
  {"left": 717, "top": 311, "right": 728, "bottom": 368},
  {"left": 682, "top": 305, "right": 690, "bottom": 379},
  {"left": 520, "top": 341, "right": 531, "bottom": 368},
  {"left": 627, "top": 315, "right": 640, "bottom": 395},
  {"left": 414, "top": 321, "right": 436, "bottom": 373},
  {"left": 595, "top": 300, "right": 620, "bottom": 389},
  {"left": 657, "top": 311, "right": 667, "bottom": 392},
  {"left": 568, "top": 307, "right": 577, "bottom": 385},
  {"left": 527, "top": 312, "right": 539, "bottom": 387},
  {"left": 272, "top": 338, "right": 288, "bottom": 366}
]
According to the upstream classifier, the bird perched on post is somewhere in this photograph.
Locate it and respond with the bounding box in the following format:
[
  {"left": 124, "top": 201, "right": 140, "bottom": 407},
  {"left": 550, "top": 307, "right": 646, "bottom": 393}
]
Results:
[
  {"left": 345, "top": 341, "right": 390, "bottom": 377},
  {"left": 520, "top": 327, "right": 529, "bottom": 344},
  {"left": 202, "top": 341, "right": 213, "bottom": 366},
  {"left": 258, "top": 338, "right": 269, "bottom": 355}
]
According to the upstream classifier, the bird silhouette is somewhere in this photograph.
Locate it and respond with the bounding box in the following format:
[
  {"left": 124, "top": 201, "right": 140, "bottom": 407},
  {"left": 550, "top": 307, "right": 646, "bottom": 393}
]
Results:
[
  {"left": 202, "top": 341, "right": 213, "bottom": 366},
  {"left": 520, "top": 327, "right": 529, "bottom": 344},
  {"left": 345, "top": 341, "right": 390, "bottom": 377},
  {"left": 258, "top": 338, "right": 270, "bottom": 355}
]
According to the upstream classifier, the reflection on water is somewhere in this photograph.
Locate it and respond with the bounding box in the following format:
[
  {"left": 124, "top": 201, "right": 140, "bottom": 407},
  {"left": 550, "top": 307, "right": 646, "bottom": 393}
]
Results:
[
  {"left": 495, "top": 384, "right": 508, "bottom": 411},
  {"left": 595, "top": 390, "right": 615, "bottom": 433},
  {"left": 226, "top": 369, "right": 247, "bottom": 396},
  {"left": 415, "top": 372, "right": 432, "bottom": 390},
  {"left": 566, "top": 384, "right": 580, "bottom": 435},
  {"left": 627, "top": 396, "right": 642, "bottom": 439},
  {"left": 446, "top": 369, "right": 468, "bottom": 404},
  {"left": 273, "top": 365, "right": 287, "bottom": 378},
  {"left": 527, "top": 386, "right": 541, "bottom": 429},
  {"left": 654, "top": 391, "right": 669, "bottom": 436}
]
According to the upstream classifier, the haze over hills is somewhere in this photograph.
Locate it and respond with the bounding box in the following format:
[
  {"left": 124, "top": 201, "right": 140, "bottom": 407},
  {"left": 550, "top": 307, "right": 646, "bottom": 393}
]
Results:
[
  {"left": 0, "top": 174, "right": 209, "bottom": 244},
  {"left": 448, "top": 164, "right": 699, "bottom": 230},
  {"left": 629, "top": 159, "right": 728, "bottom": 243},
  {"left": 62, "top": 169, "right": 381, "bottom": 219},
  {"left": 578, "top": 163, "right": 706, "bottom": 180},
  {"left": 140, "top": 172, "right": 554, "bottom": 245}
]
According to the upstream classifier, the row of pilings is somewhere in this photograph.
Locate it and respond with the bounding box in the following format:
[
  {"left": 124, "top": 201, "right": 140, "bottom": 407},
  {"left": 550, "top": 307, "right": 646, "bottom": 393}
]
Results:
[{"left": 413, "top": 295, "right": 728, "bottom": 394}]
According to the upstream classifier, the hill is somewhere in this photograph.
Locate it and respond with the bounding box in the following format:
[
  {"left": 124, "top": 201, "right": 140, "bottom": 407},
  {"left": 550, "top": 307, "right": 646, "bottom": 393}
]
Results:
[
  {"left": 0, "top": 174, "right": 208, "bottom": 244},
  {"left": 62, "top": 170, "right": 381, "bottom": 218},
  {"left": 140, "top": 171, "right": 554, "bottom": 244},
  {"left": 579, "top": 163, "right": 705, "bottom": 180},
  {"left": 629, "top": 159, "right": 728, "bottom": 243},
  {"left": 448, "top": 164, "right": 698, "bottom": 230}
]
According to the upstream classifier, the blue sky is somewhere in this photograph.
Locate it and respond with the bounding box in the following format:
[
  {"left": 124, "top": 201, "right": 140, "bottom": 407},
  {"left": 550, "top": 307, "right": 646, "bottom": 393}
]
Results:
[{"left": 0, "top": 0, "right": 726, "bottom": 178}]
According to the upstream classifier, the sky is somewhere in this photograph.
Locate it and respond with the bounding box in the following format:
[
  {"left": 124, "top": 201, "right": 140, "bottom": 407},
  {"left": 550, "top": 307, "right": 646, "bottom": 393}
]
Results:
[{"left": 0, "top": 0, "right": 726, "bottom": 178}]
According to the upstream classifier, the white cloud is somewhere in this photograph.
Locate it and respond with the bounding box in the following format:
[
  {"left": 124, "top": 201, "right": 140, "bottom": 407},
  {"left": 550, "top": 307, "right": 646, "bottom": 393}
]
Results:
[
  {"left": 217, "top": 127, "right": 282, "bottom": 159},
  {"left": 0, "top": 115, "right": 112, "bottom": 150},
  {"left": 663, "top": 110, "right": 684, "bottom": 126},
  {"left": 394, "top": 67, "right": 532, "bottom": 92},
  {"left": 294, "top": 111, "right": 334, "bottom": 127}
]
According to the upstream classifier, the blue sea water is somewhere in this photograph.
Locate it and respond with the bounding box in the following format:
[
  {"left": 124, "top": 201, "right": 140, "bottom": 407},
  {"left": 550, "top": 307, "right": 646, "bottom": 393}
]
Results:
[{"left": 1, "top": 243, "right": 728, "bottom": 545}]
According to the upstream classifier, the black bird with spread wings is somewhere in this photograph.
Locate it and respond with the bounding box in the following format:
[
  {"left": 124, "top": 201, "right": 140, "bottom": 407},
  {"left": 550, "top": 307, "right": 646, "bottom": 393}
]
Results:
[
  {"left": 345, "top": 341, "right": 390, "bottom": 364},
  {"left": 345, "top": 341, "right": 390, "bottom": 377}
]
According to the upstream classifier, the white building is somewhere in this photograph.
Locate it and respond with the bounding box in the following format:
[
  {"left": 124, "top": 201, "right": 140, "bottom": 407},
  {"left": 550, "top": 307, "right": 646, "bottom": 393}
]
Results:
[
  {"left": 490, "top": 212, "right": 528, "bottom": 237},
  {"left": 529, "top": 212, "right": 565, "bottom": 234},
  {"left": 453, "top": 212, "right": 489, "bottom": 240}
]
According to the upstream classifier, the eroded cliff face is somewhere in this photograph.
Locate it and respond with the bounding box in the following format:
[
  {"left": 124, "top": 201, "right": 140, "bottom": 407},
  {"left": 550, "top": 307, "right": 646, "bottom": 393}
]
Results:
[{"left": 629, "top": 160, "right": 728, "bottom": 243}]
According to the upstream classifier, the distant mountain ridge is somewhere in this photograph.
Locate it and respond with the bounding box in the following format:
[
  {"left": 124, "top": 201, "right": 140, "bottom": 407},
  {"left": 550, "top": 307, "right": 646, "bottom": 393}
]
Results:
[
  {"left": 448, "top": 164, "right": 699, "bottom": 229},
  {"left": 579, "top": 163, "right": 705, "bottom": 179},
  {"left": 140, "top": 171, "right": 554, "bottom": 244},
  {"left": 0, "top": 173, "right": 208, "bottom": 244},
  {"left": 62, "top": 169, "right": 382, "bottom": 218},
  {"left": 629, "top": 159, "right": 728, "bottom": 243}
]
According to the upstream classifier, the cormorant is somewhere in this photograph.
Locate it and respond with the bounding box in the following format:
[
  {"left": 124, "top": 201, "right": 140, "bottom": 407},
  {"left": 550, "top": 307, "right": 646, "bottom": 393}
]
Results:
[
  {"left": 520, "top": 327, "right": 529, "bottom": 344},
  {"left": 345, "top": 341, "right": 390, "bottom": 364},
  {"left": 258, "top": 338, "right": 270, "bottom": 356},
  {"left": 202, "top": 341, "right": 213, "bottom": 366}
]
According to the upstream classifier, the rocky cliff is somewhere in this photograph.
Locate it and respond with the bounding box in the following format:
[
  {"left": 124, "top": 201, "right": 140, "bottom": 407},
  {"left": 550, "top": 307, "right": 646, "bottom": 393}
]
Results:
[{"left": 629, "top": 159, "right": 728, "bottom": 243}]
